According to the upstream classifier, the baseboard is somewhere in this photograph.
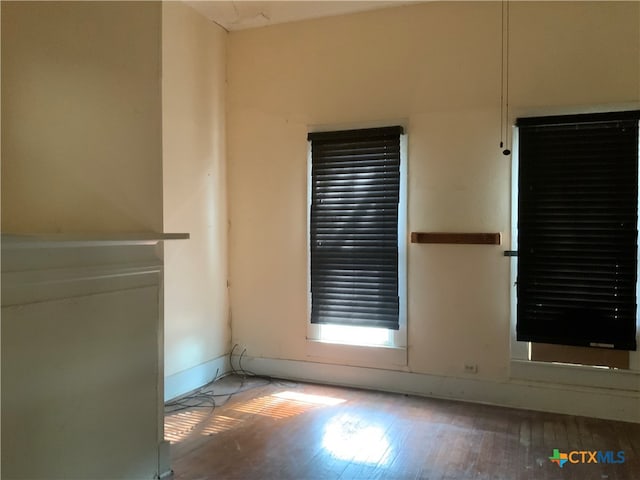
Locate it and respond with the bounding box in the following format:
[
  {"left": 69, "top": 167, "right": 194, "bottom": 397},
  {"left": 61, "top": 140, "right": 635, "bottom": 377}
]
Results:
[
  {"left": 241, "top": 356, "right": 640, "bottom": 423},
  {"left": 164, "top": 354, "right": 230, "bottom": 401}
]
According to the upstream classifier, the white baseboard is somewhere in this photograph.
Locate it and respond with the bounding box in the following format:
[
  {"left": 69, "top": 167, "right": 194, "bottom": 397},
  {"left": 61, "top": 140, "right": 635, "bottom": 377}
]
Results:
[
  {"left": 241, "top": 356, "right": 640, "bottom": 423},
  {"left": 164, "top": 354, "right": 230, "bottom": 401}
]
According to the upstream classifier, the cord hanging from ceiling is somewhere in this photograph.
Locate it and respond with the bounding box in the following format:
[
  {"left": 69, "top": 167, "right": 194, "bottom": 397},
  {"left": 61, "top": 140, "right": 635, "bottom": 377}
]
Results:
[{"left": 500, "top": 0, "right": 511, "bottom": 156}]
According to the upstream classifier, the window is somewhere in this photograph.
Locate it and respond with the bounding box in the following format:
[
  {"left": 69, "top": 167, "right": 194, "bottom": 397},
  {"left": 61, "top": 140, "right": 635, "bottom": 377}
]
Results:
[
  {"left": 307, "top": 126, "right": 404, "bottom": 340},
  {"left": 515, "top": 111, "right": 639, "bottom": 352}
]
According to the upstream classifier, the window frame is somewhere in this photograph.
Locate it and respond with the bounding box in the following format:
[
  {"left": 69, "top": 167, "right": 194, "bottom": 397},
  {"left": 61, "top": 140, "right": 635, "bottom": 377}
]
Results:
[{"left": 306, "top": 127, "right": 407, "bottom": 351}]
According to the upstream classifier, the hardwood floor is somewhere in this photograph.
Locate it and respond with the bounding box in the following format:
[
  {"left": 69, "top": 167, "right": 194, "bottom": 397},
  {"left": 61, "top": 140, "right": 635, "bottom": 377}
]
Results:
[{"left": 165, "top": 375, "right": 640, "bottom": 480}]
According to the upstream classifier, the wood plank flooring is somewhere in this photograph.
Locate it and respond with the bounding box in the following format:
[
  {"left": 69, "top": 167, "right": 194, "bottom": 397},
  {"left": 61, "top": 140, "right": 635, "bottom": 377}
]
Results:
[{"left": 165, "top": 375, "right": 640, "bottom": 480}]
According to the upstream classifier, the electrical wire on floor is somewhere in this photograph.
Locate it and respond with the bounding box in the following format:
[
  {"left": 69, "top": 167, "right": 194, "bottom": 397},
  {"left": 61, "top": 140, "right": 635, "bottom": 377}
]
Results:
[
  {"left": 164, "top": 344, "right": 297, "bottom": 416},
  {"left": 230, "top": 343, "right": 298, "bottom": 389},
  {"left": 164, "top": 368, "right": 220, "bottom": 414}
]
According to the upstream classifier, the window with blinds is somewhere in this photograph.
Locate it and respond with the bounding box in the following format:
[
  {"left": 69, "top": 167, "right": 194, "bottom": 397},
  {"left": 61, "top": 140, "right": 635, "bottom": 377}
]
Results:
[
  {"left": 308, "top": 126, "right": 403, "bottom": 331},
  {"left": 516, "top": 111, "right": 639, "bottom": 351}
]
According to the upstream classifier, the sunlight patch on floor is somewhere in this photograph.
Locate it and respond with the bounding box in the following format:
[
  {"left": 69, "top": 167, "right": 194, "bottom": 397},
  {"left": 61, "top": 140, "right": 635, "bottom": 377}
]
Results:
[
  {"left": 322, "top": 413, "right": 393, "bottom": 466},
  {"left": 272, "top": 391, "right": 346, "bottom": 406},
  {"left": 232, "top": 395, "right": 315, "bottom": 419},
  {"left": 164, "top": 410, "right": 209, "bottom": 443},
  {"left": 232, "top": 390, "right": 345, "bottom": 419},
  {"left": 201, "top": 415, "right": 243, "bottom": 436}
]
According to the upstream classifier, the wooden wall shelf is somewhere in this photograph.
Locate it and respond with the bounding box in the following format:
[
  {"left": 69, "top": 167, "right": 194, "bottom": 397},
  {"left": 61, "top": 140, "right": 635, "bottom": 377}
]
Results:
[{"left": 410, "top": 232, "right": 501, "bottom": 245}]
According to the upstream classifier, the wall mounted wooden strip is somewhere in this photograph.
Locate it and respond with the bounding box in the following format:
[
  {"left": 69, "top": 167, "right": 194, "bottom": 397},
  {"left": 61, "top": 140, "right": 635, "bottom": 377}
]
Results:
[{"left": 410, "top": 232, "right": 501, "bottom": 245}]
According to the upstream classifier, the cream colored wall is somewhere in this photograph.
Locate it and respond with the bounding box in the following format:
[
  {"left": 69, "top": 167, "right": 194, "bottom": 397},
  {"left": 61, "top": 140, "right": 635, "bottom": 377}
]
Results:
[
  {"left": 227, "top": 2, "right": 640, "bottom": 381},
  {"left": 162, "top": 2, "right": 229, "bottom": 387},
  {"left": 1, "top": 1, "right": 163, "bottom": 233}
]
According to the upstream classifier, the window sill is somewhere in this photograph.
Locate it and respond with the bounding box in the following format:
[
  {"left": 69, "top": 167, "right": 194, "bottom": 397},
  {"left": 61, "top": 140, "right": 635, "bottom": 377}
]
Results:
[
  {"left": 510, "top": 359, "right": 640, "bottom": 393},
  {"left": 305, "top": 339, "right": 408, "bottom": 369}
]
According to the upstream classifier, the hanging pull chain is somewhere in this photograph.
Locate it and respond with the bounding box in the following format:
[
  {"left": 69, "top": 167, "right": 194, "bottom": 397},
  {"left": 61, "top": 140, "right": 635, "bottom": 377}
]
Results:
[{"left": 500, "top": 0, "right": 511, "bottom": 156}]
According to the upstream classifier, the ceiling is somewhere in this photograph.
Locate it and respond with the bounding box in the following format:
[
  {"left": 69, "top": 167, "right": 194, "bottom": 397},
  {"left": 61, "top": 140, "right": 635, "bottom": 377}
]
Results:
[{"left": 186, "top": 1, "right": 420, "bottom": 31}]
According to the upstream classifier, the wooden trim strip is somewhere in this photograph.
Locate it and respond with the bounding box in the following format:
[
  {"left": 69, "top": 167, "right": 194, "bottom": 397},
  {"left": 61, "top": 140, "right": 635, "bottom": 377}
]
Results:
[
  {"left": 410, "top": 232, "right": 501, "bottom": 245},
  {"left": 1, "top": 232, "right": 189, "bottom": 249}
]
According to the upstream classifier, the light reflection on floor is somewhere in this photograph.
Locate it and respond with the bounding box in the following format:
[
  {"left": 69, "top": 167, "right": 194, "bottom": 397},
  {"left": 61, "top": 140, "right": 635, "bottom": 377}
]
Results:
[
  {"left": 201, "top": 415, "right": 242, "bottom": 436},
  {"left": 165, "top": 386, "right": 395, "bottom": 470},
  {"left": 322, "top": 413, "right": 393, "bottom": 466},
  {"left": 164, "top": 410, "right": 210, "bottom": 443},
  {"left": 272, "top": 390, "right": 346, "bottom": 406},
  {"left": 166, "top": 387, "right": 347, "bottom": 443},
  {"left": 232, "top": 391, "right": 346, "bottom": 419},
  {"left": 165, "top": 411, "right": 244, "bottom": 443}
]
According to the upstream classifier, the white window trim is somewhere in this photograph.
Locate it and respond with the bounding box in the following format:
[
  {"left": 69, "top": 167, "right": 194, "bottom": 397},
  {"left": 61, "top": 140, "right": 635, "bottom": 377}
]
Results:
[
  {"left": 305, "top": 127, "right": 407, "bottom": 367},
  {"left": 509, "top": 115, "right": 640, "bottom": 379}
]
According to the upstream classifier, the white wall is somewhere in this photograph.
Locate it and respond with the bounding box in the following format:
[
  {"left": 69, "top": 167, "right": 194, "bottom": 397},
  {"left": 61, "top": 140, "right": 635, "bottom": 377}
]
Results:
[
  {"left": 227, "top": 1, "right": 640, "bottom": 417},
  {"left": 162, "top": 1, "right": 230, "bottom": 400},
  {"left": 1, "top": 1, "right": 163, "bottom": 233}
]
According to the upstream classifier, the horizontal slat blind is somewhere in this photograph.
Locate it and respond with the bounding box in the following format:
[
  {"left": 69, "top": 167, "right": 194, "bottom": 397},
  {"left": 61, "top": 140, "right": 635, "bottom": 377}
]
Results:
[
  {"left": 517, "top": 112, "right": 639, "bottom": 350},
  {"left": 309, "top": 126, "right": 402, "bottom": 330}
]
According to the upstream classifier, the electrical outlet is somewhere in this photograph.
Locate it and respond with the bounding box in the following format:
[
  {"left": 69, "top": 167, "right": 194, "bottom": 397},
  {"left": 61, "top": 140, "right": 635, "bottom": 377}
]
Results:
[{"left": 464, "top": 363, "right": 478, "bottom": 374}]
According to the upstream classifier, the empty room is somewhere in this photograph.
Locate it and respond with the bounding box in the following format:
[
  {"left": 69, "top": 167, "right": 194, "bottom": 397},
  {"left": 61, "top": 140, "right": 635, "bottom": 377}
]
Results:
[{"left": 1, "top": 1, "right": 639, "bottom": 479}]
